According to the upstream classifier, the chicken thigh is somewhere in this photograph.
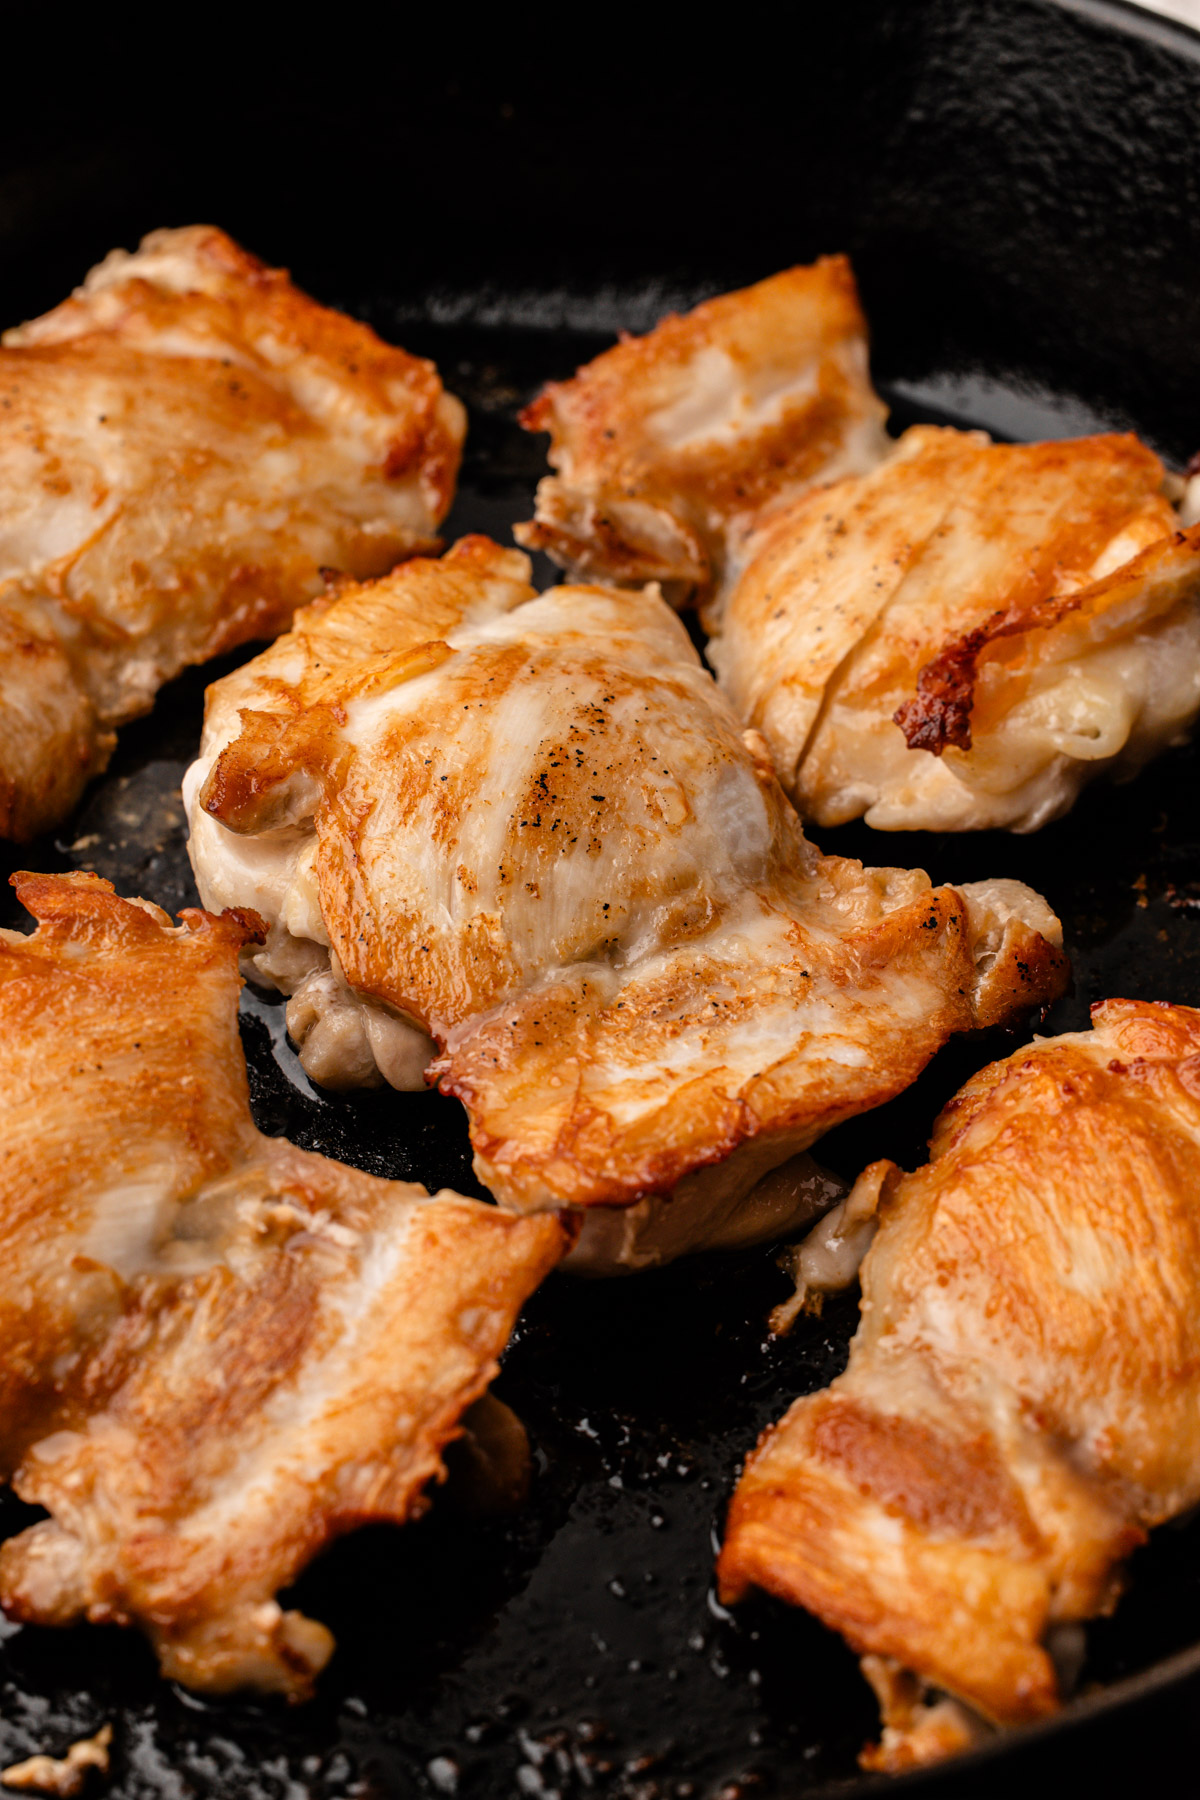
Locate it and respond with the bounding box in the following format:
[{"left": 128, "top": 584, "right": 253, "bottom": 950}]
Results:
[
  {"left": 184, "top": 536, "right": 1067, "bottom": 1272},
  {"left": 0, "top": 225, "right": 465, "bottom": 839},
  {"left": 515, "top": 258, "right": 888, "bottom": 611},
  {"left": 711, "top": 426, "right": 1200, "bottom": 831},
  {"left": 719, "top": 999, "right": 1200, "bottom": 1768},
  {"left": 0, "top": 871, "right": 565, "bottom": 1698}
]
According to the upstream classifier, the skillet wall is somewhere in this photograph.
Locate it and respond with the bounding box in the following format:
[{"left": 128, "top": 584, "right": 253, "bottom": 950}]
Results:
[{"left": 1, "top": 1, "right": 1198, "bottom": 458}]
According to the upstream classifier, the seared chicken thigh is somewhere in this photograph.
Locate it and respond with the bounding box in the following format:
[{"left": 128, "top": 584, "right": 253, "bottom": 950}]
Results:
[
  {"left": 185, "top": 536, "right": 1066, "bottom": 1271},
  {"left": 0, "top": 872, "right": 565, "bottom": 1697},
  {"left": 515, "top": 259, "right": 888, "bottom": 611},
  {"left": 719, "top": 1000, "right": 1200, "bottom": 1769},
  {"left": 0, "top": 225, "right": 465, "bottom": 839},
  {"left": 711, "top": 426, "right": 1200, "bottom": 831}
]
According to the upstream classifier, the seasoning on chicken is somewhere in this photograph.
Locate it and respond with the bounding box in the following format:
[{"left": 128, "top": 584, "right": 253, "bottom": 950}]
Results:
[
  {"left": 0, "top": 871, "right": 565, "bottom": 1698},
  {"left": 0, "top": 225, "right": 465, "bottom": 840},
  {"left": 718, "top": 1000, "right": 1200, "bottom": 1769},
  {"left": 710, "top": 426, "right": 1200, "bottom": 831},
  {"left": 514, "top": 259, "right": 888, "bottom": 612},
  {"left": 184, "top": 535, "right": 1067, "bottom": 1273}
]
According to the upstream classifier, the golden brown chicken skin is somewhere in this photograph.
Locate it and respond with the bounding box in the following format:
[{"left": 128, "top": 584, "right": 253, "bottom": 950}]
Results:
[
  {"left": 718, "top": 999, "right": 1200, "bottom": 1768},
  {"left": 184, "top": 536, "right": 1066, "bottom": 1271},
  {"left": 0, "top": 871, "right": 565, "bottom": 1699},
  {"left": 711, "top": 426, "right": 1200, "bottom": 832},
  {"left": 0, "top": 225, "right": 465, "bottom": 840},
  {"left": 515, "top": 258, "right": 888, "bottom": 611}
]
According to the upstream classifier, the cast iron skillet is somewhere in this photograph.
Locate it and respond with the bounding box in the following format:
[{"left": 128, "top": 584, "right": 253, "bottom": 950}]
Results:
[{"left": 0, "top": 4, "right": 1198, "bottom": 1792}]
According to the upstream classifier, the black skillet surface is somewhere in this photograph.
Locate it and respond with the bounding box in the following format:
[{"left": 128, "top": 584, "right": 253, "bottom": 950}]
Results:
[{"left": 2, "top": 4, "right": 1200, "bottom": 1793}]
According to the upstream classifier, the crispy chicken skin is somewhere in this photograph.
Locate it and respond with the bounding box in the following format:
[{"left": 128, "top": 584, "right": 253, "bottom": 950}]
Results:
[
  {"left": 711, "top": 426, "right": 1200, "bottom": 832},
  {"left": 0, "top": 871, "right": 565, "bottom": 1699},
  {"left": 0, "top": 225, "right": 465, "bottom": 840},
  {"left": 514, "top": 259, "right": 888, "bottom": 613},
  {"left": 184, "top": 536, "right": 1066, "bottom": 1266},
  {"left": 718, "top": 1000, "right": 1200, "bottom": 1766}
]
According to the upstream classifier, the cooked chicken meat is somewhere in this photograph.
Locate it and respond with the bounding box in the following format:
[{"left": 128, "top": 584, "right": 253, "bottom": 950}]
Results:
[
  {"left": 1, "top": 1726, "right": 113, "bottom": 1798},
  {"left": 0, "top": 871, "right": 565, "bottom": 1698},
  {"left": 184, "top": 536, "right": 1066, "bottom": 1271},
  {"left": 711, "top": 426, "right": 1200, "bottom": 831},
  {"left": 515, "top": 258, "right": 888, "bottom": 611},
  {"left": 0, "top": 225, "right": 465, "bottom": 839},
  {"left": 719, "top": 999, "right": 1200, "bottom": 1768}
]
